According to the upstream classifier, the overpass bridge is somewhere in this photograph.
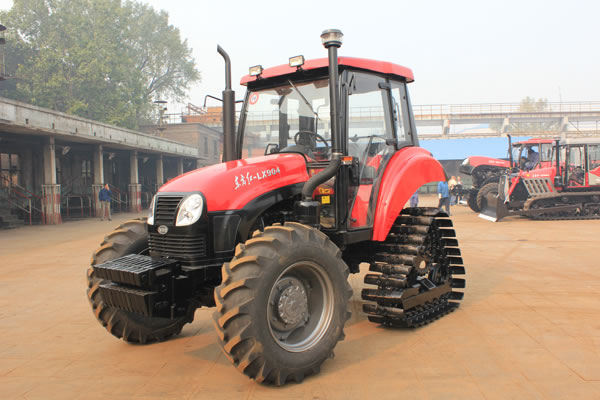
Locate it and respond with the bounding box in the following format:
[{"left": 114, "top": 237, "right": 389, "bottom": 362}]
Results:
[
  {"left": 413, "top": 101, "right": 600, "bottom": 139},
  {"left": 213, "top": 101, "right": 600, "bottom": 141},
  {"left": 0, "top": 97, "right": 202, "bottom": 225}
]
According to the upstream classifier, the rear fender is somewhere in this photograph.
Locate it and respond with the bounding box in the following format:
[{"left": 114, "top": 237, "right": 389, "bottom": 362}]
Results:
[{"left": 372, "top": 147, "right": 446, "bottom": 241}]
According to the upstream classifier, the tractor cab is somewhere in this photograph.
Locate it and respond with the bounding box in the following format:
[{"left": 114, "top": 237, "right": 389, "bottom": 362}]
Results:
[
  {"left": 508, "top": 138, "right": 553, "bottom": 171},
  {"left": 238, "top": 56, "right": 418, "bottom": 233},
  {"left": 553, "top": 138, "right": 600, "bottom": 189}
]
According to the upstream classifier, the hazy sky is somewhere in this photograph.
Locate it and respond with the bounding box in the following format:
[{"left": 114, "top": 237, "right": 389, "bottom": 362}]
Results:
[{"left": 1, "top": 0, "right": 599, "bottom": 114}]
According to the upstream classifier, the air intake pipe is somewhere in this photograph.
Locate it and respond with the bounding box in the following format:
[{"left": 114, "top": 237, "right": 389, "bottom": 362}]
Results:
[{"left": 294, "top": 29, "right": 344, "bottom": 227}]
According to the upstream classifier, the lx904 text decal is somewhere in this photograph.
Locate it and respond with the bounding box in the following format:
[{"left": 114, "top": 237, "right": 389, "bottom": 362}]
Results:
[{"left": 234, "top": 167, "right": 281, "bottom": 190}]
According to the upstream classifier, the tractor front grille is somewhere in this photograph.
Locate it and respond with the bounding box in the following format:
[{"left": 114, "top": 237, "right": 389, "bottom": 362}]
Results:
[
  {"left": 148, "top": 233, "right": 207, "bottom": 265},
  {"left": 523, "top": 178, "right": 553, "bottom": 196},
  {"left": 155, "top": 195, "right": 183, "bottom": 225}
]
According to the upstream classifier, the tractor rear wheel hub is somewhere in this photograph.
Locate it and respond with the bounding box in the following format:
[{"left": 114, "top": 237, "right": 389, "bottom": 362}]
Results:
[{"left": 276, "top": 277, "right": 308, "bottom": 326}]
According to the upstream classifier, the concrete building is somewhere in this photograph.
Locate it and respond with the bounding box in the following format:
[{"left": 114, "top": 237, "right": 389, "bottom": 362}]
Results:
[
  {"left": 140, "top": 120, "right": 221, "bottom": 167},
  {"left": 0, "top": 96, "right": 202, "bottom": 227}
]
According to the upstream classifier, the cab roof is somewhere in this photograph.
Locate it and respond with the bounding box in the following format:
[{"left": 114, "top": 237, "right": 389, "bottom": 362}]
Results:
[
  {"left": 240, "top": 57, "right": 414, "bottom": 85},
  {"left": 513, "top": 138, "right": 554, "bottom": 146}
]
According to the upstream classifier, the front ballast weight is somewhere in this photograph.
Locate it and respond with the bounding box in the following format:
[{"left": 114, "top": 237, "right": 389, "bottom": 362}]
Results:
[{"left": 93, "top": 254, "right": 190, "bottom": 319}]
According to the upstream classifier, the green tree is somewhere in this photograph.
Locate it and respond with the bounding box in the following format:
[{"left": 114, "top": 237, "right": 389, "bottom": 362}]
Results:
[
  {"left": 0, "top": 0, "right": 199, "bottom": 129},
  {"left": 509, "top": 96, "right": 559, "bottom": 133},
  {"left": 518, "top": 96, "right": 549, "bottom": 112}
]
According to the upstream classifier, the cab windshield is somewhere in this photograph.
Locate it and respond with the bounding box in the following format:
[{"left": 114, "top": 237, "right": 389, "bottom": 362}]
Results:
[{"left": 240, "top": 79, "right": 331, "bottom": 160}]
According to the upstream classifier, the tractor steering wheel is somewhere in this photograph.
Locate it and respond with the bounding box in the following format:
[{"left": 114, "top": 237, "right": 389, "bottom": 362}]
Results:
[{"left": 294, "top": 130, "right": 330, "bottom": 153}]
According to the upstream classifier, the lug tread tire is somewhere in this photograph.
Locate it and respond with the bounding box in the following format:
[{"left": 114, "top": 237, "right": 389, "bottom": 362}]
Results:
[
  {"left": 213, "top": 222, "right": 352, "bottom": 386},
  {"left": 476, "top": 182, "right": 499, "bottom": 211},
  {"left": 467, "top": 189, "right": 480, "bottom": 212},
  {"left": 87, "top": 218, "right": 194, "bottom": 344}
]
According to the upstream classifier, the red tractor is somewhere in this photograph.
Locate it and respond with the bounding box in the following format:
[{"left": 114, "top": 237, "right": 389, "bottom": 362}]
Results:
[
  {"left": 460, "top": 137, "right": 554, "bottom": 212},
  {"left": 87, "top": 30, "right": 466, "bottom": 385},
  {"left": 479, "top": 137, "right": 600, "bottom": 221}
]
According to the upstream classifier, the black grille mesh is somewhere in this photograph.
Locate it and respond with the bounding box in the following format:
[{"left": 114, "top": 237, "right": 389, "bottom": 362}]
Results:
[
  {"left": 148, "top": 233, "right": 207, "bottom": 264},
  {"left": 155, "top": 195, "right": 183, "bottom": 225}
]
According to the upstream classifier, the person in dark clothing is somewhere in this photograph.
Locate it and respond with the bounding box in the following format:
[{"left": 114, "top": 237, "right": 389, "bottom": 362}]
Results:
[
  {"left": 437, "top": 179, "right": 450, "bottom": 215},
  {"left": 455, "top": 176, "right": 463, "bottom": 203},
  {"left": 98, "top": 184, "right": 112, "bottom": 221},
  {"left": 525, "top": 148, "right": 540, "bottom": 170}
]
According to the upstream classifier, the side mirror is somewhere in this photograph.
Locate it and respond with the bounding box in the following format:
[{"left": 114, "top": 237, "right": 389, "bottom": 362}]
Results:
[{"left": 265, "top": 143, "right": 279, "bottom": 155}]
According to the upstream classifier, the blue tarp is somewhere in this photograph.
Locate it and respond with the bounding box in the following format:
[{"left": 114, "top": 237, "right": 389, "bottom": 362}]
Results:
[{"left": 419, "top": 136, "right": 531, "bottom": 160}]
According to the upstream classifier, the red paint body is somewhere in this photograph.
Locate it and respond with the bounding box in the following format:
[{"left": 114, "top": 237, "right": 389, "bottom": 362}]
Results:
[
  {"left": 372, "top": 147, "right": 446, "bottom": 241},
  {"left": 159, "top": 154, "right": 309, "bottom": 212},
  {"left": 159, "top": 147, "right": 445, "bottom": 241},
  {"left": 465, "top": 156, "right": 510, "bottom": 169}
]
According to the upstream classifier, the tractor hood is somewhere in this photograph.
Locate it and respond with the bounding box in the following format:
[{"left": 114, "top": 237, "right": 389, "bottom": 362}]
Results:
[
  {"left": 460, "top": 156, "right": 509, "bottom": 174},
  {"left": 159, "top": 153, "right": 310, "bottom": 212}
]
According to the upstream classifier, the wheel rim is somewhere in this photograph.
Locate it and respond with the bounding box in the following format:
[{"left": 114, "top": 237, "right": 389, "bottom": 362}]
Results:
[{"left": 267, "top": 261, "right": 334, "bottom": 352}]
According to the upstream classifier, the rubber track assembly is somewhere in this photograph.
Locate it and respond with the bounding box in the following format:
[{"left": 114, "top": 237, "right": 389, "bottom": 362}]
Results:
[
  {"left": 525, "top": 192, "right": 600, "bottom": 221},
  {"left": 362, "top": 207, "right": 466, "bottom": 328}
]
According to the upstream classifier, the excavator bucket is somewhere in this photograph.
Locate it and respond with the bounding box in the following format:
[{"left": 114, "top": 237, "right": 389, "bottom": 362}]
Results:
[{"left": 478, "top": 191, "right": 509, "bottom": 222}]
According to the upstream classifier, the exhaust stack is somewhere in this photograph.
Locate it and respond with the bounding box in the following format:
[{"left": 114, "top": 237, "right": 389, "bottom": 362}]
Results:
[{"left": 218, "top": 45, "right": 236, "bottom": 162}]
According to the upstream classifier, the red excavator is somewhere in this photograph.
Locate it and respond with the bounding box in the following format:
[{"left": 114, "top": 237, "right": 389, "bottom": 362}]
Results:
[
  {"left": 87, "top": 29, "right": 466, "bottom": 385},
  {"left": 479, "top": 137, "right": 600, "bottom": 221}
]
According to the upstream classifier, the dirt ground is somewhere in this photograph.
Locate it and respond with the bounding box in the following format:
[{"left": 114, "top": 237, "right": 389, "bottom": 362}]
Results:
[{"left": 1, "top": 196, "right": 600, "bottom": 399}]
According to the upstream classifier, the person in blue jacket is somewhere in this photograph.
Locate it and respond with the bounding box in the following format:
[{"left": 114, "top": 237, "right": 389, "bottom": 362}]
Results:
[
  {"left": 409, "top": 190, "right": 419, "bottom": 208},
  {"left": 98, "top": 183, "right": 112, "bottom": 221},
  {"left": 437, "top": 179, "right": 450, "bottom": 215}
]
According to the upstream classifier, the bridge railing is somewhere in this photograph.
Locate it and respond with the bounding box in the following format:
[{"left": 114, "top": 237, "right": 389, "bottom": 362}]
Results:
[{"left": 413, "top": 102, "right": 600, "bottom": 119}]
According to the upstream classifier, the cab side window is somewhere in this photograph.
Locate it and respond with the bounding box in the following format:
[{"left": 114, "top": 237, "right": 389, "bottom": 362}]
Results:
[
  {"left": 346, "top": 72, "right": 395, "bottom": 229},
  {"left": 390, "top": 82, "right": 412, "bottom": 145}
]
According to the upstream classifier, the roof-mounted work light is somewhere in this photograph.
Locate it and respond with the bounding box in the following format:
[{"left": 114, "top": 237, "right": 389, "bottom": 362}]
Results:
[
  {"left": 289, "top": 55, "right": 305, "bottom": 68},
  {"left": 249, "top": 65, "right": 263, "bottom": 77},
  {"left": 320, "top": 29, "right": 343, "bottom": 48}
]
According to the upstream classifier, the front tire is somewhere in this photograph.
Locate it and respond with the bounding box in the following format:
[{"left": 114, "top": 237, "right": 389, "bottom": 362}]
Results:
[
  {"left": 87, "top": 219, "right": 195, "bottom": 343},
  {"left": 213, "top": 222, "right": 352, "bottom": 385},
  {"left": 476, "top": 182, "right": 499, "bottom": 211},
  {"left": 467, "top": 189, "right": 480, "bottom": 212}
]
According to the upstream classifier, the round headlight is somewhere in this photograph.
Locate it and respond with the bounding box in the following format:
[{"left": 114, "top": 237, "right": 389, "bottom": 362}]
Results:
[
  {"left": 147, "top": 195, "right": 156, "bottom": 225},
  {"left": 175, "top": 194, "right": 204, "bottom": 226}
]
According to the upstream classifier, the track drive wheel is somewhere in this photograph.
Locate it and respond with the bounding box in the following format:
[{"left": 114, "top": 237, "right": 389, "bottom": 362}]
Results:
[
  {"left": 476, "top": 182, "right": 499, "bottom": 211},
  {"left": 87, "top": 218, "right": 195, "bottom": 343},
  {"left": 213, "top": 222, "right": 352, "bottom": 386},
  {"left": 467, "top": 189, "right": 480, "bottom": 212}
]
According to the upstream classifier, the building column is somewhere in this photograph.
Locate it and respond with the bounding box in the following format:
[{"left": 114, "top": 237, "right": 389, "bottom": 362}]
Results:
[
  {"left": 92, "top": 145, "right": 104, "bottom": 217},
  {"left": 560, "top": 116, "right": 569, "bottom": 139},
  {"left": 156, "top": 155, "right": 164, "bottom": 188},
  {"left": 442, "top": 119, "right": 451, "bottom": 136},
  {"left": 501, "top": 117, "right": 510, "bottom": 134},
  {"left": 42, "top": 137, "right": 61, "bottom": 224},
  {"left": 177, "top": 158, "right": 184, "bottom": 176},
  {"left": 20, "top": 148, "right": 34, "bottom": 192},
  {"left": 128, "top": 150, "right": 141, "bottom": 213}
]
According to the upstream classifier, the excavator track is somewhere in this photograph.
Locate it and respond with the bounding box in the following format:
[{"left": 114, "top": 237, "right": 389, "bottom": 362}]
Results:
[
  {"left": 362, "top": 207, "right": 465, "bottom": 328},
  {"left": 525, "top": 192, "right": 600, "bottom": 221}
]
